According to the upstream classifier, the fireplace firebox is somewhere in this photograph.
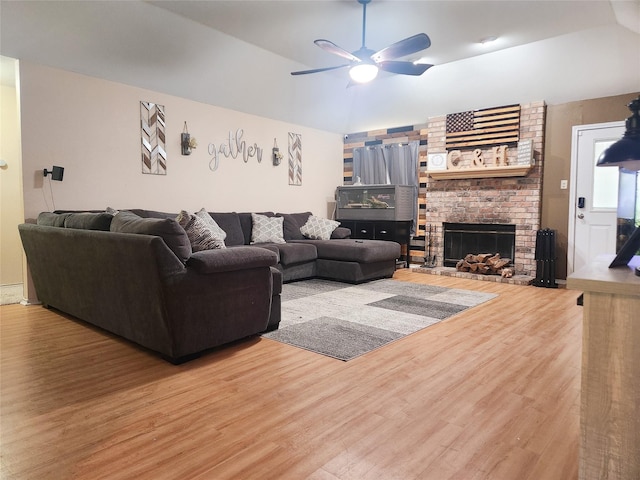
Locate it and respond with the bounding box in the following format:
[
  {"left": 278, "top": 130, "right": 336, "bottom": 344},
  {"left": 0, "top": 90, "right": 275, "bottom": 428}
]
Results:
[{"left": 443, "top": 223, "right": 516, "bottom": 267}]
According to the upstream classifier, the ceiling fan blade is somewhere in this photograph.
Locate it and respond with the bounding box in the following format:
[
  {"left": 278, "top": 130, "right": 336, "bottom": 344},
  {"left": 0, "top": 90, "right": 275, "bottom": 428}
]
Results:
[
  {"left": 378, "top": 61, "right": 433, "bottom": 76},
  {"left": 291, "top": 64, "right": 350, "bottom": 76},
  {"left": 314, "top": 39, "right": 361, "bottom": 62},
  {"left": 372, "top": 33, "right": 431, "bottom": 62}
]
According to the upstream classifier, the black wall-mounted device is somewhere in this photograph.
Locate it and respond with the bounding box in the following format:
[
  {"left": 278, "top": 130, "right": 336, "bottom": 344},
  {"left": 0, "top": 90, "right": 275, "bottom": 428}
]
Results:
[{"left": 43, "top": 166, "right": 64, "bottom": 181}]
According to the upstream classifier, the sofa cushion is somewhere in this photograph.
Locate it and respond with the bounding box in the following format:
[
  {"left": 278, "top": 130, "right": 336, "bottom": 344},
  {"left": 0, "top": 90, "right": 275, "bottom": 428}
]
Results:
[
  {"left": 209, "top": 212, "right": 245, "bottom": 246},
  {"left": 176, "top": 210, "right": 226, "bottom": 252},
  {"left": 37, "top": 212, "right": 70, "bottom": 227},
  {"left": 251, "top": 213, "right": 285, "bottom": 244},
  {"left": 331, "top": 226, "right": 351, "bottom": 239},
  {"left": 255, "top": 241, "right": 318, "bottom": 266},
  {"left": 293, "top": 239, "right": 400, "bottom": 264},
  {"left": 64, "top": 212, "right": 114, "bottom": 231},
  {"left": 276, "top": 212, "right": 312, "bottom": 241},
  {"left": 111, "top": 211, "right": 192, "bottom": 262},
  {"left": 262, "top": 242, "right": 317, "bottom": 266},
  {"left": 195, "top": 208, "right": 227, "bottom": 241},
  {"left": 129, "top": 209, "right": 176, "bottom": 219},
  {"left": 300, "top": 215, "right": 340, "bottom": 240},
  {"left": 248, "top": 244, "right": 280, "bottom": 263}
]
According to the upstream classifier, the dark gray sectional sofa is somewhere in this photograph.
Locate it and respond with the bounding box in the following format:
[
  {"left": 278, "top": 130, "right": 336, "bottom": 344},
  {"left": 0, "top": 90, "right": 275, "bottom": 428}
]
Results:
[{"left": 18, "top": 209, "right": 400, "bottom": 363}]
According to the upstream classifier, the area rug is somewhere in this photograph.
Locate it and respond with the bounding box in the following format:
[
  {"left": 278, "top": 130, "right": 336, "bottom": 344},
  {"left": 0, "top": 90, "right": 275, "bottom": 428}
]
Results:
[{"left": 261, "top": 278, "right": 497, "bottom": 361}]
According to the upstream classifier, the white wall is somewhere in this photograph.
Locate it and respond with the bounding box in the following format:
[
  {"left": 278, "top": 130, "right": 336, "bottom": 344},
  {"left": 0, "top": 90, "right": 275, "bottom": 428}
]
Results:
[{"left": 19, "top": 61, "right": 344, "bottom": 220}]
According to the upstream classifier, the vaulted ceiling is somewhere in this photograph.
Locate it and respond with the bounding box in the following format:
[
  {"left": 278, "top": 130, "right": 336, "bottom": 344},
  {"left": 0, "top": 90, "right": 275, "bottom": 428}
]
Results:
[{"left": 1, "top": 1, "right": 639, "bottom": 133}]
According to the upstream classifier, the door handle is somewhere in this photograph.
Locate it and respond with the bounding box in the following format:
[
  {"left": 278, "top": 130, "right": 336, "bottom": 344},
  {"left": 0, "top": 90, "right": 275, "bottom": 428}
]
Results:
[{"left": 577, "top": 213, "right": 584, "bottom": 219}]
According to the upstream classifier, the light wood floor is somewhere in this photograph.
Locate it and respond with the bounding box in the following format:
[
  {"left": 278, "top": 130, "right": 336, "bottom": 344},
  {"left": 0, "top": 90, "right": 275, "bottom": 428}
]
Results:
[{"left": 0, "top": 270, "right": 583, "bottom": 480}]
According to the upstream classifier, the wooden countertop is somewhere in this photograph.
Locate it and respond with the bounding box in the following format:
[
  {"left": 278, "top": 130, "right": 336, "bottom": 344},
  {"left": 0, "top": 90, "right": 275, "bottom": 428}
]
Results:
[{"left": 567, "top": 255, "right": 640, "bottom": 297}]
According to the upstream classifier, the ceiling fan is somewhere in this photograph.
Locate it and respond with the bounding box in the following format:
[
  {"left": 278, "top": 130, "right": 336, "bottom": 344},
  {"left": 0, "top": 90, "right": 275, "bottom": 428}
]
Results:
[{"left": 291, "top": 0, "right": 433, "bottom": 84}]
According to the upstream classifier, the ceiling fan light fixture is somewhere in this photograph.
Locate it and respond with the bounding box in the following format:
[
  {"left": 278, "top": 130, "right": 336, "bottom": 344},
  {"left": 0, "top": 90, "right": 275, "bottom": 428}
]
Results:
[
  {"left": 291, "top": 0, "right": 432, "bottom": 81},
  {"left": 349, "top": 63, "right": 379, "bottom": 83}
]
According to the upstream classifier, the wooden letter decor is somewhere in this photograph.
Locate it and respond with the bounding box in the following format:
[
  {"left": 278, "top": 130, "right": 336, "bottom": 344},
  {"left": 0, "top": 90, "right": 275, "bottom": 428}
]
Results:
[
  {"left": 492, "top": 145, "right": 508, "bottom": 166},
  {"left": 140, "top": 101, "right": 166, "bottom": 175},
  {"left": 446, "top": 104, "right": 520, "bottom": 151},
  {"left": 447, "top": 150, "right": 462, "bottom": 170},
  {"left": 431, "top": 144, "right": 532, "bottom": 179},
  {"left": 472, "top": 149, "right": 484, "bottom": 167}
]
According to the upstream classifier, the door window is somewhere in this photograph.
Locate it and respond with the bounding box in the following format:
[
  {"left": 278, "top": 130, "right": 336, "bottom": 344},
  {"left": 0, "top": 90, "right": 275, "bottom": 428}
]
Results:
[{"left": 592, "top": 139, "right": 619, "bottom": 210}]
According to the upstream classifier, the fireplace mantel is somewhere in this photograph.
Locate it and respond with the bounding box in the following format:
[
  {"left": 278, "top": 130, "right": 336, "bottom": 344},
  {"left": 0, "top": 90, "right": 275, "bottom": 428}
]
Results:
[{"left": 428, "top": 164, "right": 533, "bottom": 180}]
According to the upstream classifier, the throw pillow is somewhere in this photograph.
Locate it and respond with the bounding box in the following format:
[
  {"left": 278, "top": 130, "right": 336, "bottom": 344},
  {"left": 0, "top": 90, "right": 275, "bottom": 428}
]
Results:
[
  {"left": 194, "top": 208, "right": 227, "bottom": 241},
  {"left": 64, "top": 212, "right": 114, "bottom": 231},
  {"left": 209, "top": 212, "right": 245, "bottom": 246},
  {"left": 110, "top": 211, "right": 192, "bottom": 262},
  {"left": 277, "top": 212, "right": 312, "bottom": 241},
  {"left": 36, "top": 212, "right": 70, "bottom": 227},
  {"left": 176, "top": 211, "right": 226, "bottom": 252},
  {"left": 300, "top": 215, "right": 340, "bottom": 240},
  {"left": 250, "top": 213, "right": 285, "bottom": 244}
]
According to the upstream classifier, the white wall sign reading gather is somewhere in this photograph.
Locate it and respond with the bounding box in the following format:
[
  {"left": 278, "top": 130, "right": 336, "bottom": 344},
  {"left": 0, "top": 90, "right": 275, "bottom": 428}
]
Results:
[{"left": 208, "top": 129, "right": 264, "bottom": 171}]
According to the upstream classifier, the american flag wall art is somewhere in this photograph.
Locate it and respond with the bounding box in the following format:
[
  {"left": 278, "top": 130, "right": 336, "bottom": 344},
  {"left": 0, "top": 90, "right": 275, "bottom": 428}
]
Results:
[{"left": 445, "top": 104, "right": 520, "bottom": 151}]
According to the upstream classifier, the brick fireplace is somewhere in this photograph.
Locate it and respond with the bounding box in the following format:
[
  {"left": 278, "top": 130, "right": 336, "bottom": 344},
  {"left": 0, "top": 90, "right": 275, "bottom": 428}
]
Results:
[{"left": 423, "top": 102, "right": 545, "bottom": 277}]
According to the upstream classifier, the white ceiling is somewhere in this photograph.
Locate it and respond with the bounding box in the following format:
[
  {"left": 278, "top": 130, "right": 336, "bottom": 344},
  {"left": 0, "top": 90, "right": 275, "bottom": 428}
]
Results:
[
  {"left": 149, "top": 0, "right": 619, "bottom": 66},
  {"left": 1, "top": 1, "right": 639, "bottom": 133}
]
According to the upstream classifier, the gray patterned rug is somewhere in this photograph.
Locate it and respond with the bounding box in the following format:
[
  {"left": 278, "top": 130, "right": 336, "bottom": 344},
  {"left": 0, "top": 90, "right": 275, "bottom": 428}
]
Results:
[{"left": 262, "top": 278, "right": 497, "bottom": 361}]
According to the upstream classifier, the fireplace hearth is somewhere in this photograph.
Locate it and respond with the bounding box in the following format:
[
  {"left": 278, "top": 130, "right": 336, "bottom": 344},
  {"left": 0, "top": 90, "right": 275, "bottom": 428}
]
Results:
[{"left": 443, "top": 223, "right": 516, "bottom": 267}]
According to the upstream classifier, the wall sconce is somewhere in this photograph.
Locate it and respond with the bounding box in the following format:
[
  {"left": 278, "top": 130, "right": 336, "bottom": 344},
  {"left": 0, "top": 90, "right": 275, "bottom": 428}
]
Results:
[
  {"left": 43, "top": 166, "right": 64, "bottom": 181},
  {"left": 272, "top": 138, "right": 283, "bottom": 166},
  {"left": 597, "top": 96, "right": 640, "bottom": 171},
  {"left": 181, "top": 121, "right": 198, "bottom": 156}
]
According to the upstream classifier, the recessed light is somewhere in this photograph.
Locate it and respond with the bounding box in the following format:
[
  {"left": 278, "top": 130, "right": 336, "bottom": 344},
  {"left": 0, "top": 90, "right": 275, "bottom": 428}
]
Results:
[{"left": 479, "top": 36, "right": 498, "bottom": 45}]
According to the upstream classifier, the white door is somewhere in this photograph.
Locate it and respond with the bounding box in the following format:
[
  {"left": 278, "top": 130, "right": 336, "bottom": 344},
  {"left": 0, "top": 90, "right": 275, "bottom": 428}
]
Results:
[{"left": 568, "top": 122, "right": 624, "bottom": 275}]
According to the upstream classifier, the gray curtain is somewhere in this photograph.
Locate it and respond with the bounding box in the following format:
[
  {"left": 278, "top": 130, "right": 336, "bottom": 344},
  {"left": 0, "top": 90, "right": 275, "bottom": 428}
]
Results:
[
  {"left": 352, "top": 141, "right": 419, "bottom": 235},
  {"left": 353, "top": 146, "right": 389, "bottom": 184}
]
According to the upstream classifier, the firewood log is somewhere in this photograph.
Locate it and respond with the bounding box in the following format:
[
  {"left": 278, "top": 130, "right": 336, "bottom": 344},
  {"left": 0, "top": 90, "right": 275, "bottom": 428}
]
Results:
[
  {"left": 477, "top": 253, "right": 492, "bottom": 263},
  {"left": 486, "top": 254, "right": 501, "bottom": 265},
  {"left": 501, "top": 268, "right": 514, "bottom": 278},
  {"left": 493, "top": 259, "right": 510, "bottom": 270},
  {"left": 478, "top": 264, "right": 491, "bottom": 274}
]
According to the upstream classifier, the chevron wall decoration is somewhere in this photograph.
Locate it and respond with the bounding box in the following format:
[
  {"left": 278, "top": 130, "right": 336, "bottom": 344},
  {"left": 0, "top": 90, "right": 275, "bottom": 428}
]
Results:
[
  {"left": 140, "top": 101, "right": 167, "bottom": 175},
  {"left": 288, "top": 132, "right": 302, "bottom": 186}
]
